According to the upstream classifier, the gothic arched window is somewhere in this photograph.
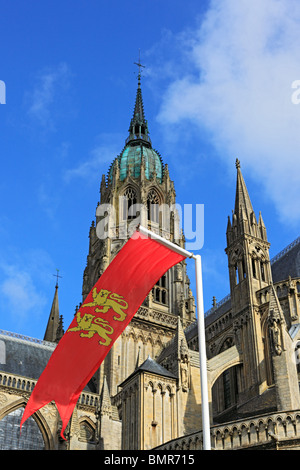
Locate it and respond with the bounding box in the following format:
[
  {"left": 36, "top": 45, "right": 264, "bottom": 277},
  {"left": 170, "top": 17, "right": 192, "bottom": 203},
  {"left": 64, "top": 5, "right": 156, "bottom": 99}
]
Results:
[
  {"left": 122, "top": 186, "right": 137, "bottom": 220},
  {"left": 234, "top": 264, "right": 239, "bottom": 285},
  {"left": 152, "top": 273, "right": 168, "bottom": 305},
  {"left": 79, "top": 421, "right": 96, "bottom": 443},
  {"left": 0, "top": 407, "right": 45, "bottom": 449},
  {"left": 242, "top": 258, "right": 246, "bottom": 279},
  {"left": 211, "top": 366, "right": 239, "bottom": 417},
  {"left": 147, "top": 189, "right": 160, "bottom": 223},
  {"left": 252, "top": 257, "right": 257, "bottom": 278},
  {"left": 261, "top": 261, "right": 266, "bottom": 282}
]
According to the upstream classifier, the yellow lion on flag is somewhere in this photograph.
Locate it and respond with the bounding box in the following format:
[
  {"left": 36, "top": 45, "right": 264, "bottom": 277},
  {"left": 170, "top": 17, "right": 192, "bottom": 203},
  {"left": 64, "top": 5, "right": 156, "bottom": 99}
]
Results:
[
  {"left": 67, "top": 311, "right": 114, "bottom": 346},
  {"left": 82, "top": 288, "right": 128, "bottom": 321}
]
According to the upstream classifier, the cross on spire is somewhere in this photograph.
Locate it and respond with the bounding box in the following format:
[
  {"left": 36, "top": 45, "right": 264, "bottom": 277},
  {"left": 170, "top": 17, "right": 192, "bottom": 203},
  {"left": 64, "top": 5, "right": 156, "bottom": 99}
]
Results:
[
  {"left": 134, "top": 49, "right": 145, "bottom": 83},
  {"left": 53, "top": 269, "right": 62, "bottom": 288}
]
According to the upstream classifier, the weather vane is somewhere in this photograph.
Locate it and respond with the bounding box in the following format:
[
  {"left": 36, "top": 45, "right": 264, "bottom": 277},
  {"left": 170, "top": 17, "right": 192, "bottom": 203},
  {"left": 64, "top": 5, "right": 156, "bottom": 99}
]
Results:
[
  {"left": 134, "top": 49, "right": 145, "bottom": 81},
  {"left": 53, "top": 269, "right": 62, "bottom": 287}
]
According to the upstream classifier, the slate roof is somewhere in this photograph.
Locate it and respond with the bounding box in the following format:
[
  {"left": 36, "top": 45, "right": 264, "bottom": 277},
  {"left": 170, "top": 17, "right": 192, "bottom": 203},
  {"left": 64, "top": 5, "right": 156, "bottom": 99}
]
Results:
[
  {"left": 119, "top": 355, "right": 176, "bottom": 388},
  {"left": 0, "top": 330, "right": 95, "bottom": 392},
  {"left": 137, "top": 356, "right": 176, "bottom": 378},
  {"left": 0, "top": 330, "right": 55, "bottom": 379},
  {"left": 271, "top": 236, "right": 300, "bottom": 282}
]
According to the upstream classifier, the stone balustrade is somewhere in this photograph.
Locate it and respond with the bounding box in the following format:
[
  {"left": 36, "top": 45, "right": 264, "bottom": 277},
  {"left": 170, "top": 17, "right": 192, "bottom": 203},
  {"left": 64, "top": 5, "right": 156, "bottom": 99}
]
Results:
[
  {"left": 156, "top": 410, "right": 300, "bottom": 450},
  {"left": 256, "top": 277, "right": 300, "bottom": 306},
  {"left": 0, "top": 370, "right": 99, "bottom": 409},
  {"left": 0, "top": 371, "right": 36, "bottom": 393}
]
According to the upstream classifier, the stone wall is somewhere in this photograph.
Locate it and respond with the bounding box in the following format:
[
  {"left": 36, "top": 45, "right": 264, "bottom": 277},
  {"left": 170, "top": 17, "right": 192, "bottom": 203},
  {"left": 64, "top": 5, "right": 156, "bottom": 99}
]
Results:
[{"left": 156, "top": 409, "right": 300, "bottom": 450}]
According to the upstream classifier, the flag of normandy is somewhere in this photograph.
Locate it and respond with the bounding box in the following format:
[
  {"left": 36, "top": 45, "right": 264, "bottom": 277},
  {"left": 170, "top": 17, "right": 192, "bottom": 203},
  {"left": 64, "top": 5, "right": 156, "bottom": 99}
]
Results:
[{"left": 20, "top": 230, "right": 186, "bottom": 439}]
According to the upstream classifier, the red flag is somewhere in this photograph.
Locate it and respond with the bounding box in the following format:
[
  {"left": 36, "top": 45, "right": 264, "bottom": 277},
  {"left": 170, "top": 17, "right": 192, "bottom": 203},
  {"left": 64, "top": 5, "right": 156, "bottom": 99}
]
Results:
[{"left": 20, "top": 230, "right": 186, "bottom": 439}]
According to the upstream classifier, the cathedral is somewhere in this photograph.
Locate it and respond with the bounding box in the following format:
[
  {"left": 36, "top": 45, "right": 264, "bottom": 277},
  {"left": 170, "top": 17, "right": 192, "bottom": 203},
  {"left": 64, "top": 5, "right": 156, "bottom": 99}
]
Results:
[{"left": 0, "top": 72, "right": 300, "bottom": 451}]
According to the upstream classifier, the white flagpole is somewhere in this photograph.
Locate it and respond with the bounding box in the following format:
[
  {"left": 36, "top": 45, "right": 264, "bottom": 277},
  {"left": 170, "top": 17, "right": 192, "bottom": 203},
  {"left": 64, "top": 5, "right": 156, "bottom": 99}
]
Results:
[
  {"left": 194, "top": 254, "right": 211, "bottom": 450},
  {"left": 136, "top": 224, "right": 195, "bottom": 259},
  {"left": 137, "top": 225, "right": 211, "bottom": 450}
]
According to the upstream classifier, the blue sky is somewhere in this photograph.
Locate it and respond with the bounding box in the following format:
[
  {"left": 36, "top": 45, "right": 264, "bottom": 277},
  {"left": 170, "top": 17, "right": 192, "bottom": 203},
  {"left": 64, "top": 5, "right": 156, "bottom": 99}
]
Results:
[{"left": 0, "top": 0, "right": 299, "bottom": 339}]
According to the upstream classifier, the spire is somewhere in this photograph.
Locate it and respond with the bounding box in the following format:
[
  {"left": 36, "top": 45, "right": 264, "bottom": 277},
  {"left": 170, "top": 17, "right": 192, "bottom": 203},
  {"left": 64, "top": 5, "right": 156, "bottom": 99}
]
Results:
[
  {"left": 44, "top": 282, "right": 60, "bottom": 343},
  {"left": 228, "top": 158, "right": 262, "bottom": 239},
  {"left": 133, "top": 51, "right": 146, "bottom": 123},
  {"left": 99, "top": 375, "right": 113, "bottom": 417},
  {"left": 126, "top": 56, "right": 151, "bottom": 147},
  {"left": 227, "top": 159, "right": 269, "bottom": 247},
  {"left": 258, "top": 210, "right": 268, "bottom": 241},
  {"left": 135, "top": 345, "right": 144, "bottom": 370},
  {"left": 234, "top": 158, "right": 254, "bottom": 219},
  {"left": 133, "top": 73, "right": 145, "bottom": 122}
]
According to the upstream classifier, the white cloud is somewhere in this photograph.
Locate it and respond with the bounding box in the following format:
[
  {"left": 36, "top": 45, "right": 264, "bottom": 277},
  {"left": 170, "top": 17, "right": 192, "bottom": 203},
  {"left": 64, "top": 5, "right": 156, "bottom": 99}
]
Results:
[
  {"left": 0, "top": 269, "right": 45, "bottom": 314},
  {"left": 64, "top": 133, "right": 124, "bottom": 182},
  {"left": 157, "top": 0, "right": 300, "bottom": 224},
  {"left": 38, "top": 182, "right": 59, "bottom": 220},
  {"left": 0, "top": 249, "right": 54, "bottom": 324},
  {"left": 26, "top": 63, "right": 72, "bottom": 130}
]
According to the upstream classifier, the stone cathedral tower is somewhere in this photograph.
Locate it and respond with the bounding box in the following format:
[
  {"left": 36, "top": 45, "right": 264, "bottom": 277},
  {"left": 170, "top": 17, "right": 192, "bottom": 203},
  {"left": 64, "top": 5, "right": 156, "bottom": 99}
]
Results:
[
  {"left": 223, "top": 158, "right": 300, "bottom": 413},
  {"left": 225, "top": 158, "right": 273, "bottom": 400},
  {"left": 81, "top": 72, "right": 196, "bottom": 448}
]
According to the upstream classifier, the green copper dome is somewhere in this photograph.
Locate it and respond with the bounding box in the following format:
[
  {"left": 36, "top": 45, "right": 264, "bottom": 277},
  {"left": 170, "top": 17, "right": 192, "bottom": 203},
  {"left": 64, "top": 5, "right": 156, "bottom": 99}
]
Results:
[{"left": 109, "top": 143, "right": 163, "bottom": 182}]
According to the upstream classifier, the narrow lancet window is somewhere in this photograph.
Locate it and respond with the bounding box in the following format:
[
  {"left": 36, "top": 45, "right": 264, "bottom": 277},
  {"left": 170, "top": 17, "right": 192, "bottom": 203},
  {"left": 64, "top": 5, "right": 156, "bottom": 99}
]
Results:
[
  {"left": 147, "top": 189, "right": 160, "bottom": 223},
  {"left": 123, "top": 187, "right": 137, "bottom": 220},
  {"left": 252, "top": 258, "right": 257, "bottom": 278}
]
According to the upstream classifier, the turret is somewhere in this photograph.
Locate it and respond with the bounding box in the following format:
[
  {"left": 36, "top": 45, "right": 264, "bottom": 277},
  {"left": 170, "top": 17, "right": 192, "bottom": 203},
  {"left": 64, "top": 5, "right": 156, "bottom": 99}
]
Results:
[
  {"left": 44, "top": 278, "right": 64, "bottom": 343},
  {"left": 225, "top": 159, "right": 272, "bottom": 400}
]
